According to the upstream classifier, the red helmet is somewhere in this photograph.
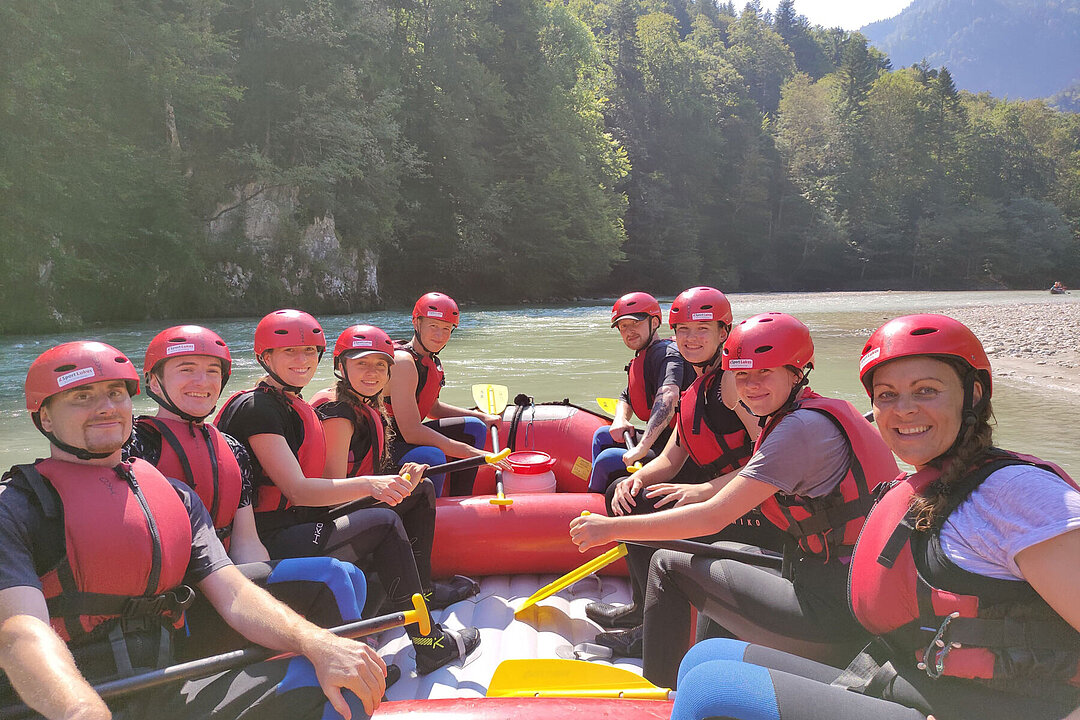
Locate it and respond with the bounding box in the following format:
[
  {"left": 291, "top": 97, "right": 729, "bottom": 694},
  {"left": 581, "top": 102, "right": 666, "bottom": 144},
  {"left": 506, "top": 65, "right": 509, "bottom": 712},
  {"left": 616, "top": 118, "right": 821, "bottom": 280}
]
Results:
[
  {"left": 254, "top": 309, "right": 326, "bottom": 356},
  {"left": 859, "top": 314, "right": 992, "bottom": 397},
  {"left": 611, "top": 292, "right": 662, "bottom": 327},
  {"left": 723, "top": 313, "right": 814, "bottom": 371},
  {"left": 25, "top": 341, "right": 140, "bottom": 412},
  {"left": 668, "top": 287, "right": 732, "bottom": 329},
  {"left": 412, "top": 292, "right": 460, "bottom": 327},
  {"left": 333, "top": 324, "right": 396, "bottom": 367},
  {"left": 144, "top": 325, "right": 232, "bottom": 386}
]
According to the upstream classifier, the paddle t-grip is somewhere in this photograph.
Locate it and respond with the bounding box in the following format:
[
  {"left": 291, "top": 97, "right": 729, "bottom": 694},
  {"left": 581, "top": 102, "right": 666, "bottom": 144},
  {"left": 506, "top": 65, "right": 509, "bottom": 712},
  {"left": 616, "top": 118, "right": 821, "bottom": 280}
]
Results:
[{"left": 621, "top": 431, "right": 643, "bottom": 474}]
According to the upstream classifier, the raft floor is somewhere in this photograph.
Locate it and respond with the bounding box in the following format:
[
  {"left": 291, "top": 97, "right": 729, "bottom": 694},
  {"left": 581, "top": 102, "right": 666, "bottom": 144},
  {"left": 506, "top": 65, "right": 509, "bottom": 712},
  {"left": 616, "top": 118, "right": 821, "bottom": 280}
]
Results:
[{"left": 375, "top": 571, "right": 640, "bottom": 700}]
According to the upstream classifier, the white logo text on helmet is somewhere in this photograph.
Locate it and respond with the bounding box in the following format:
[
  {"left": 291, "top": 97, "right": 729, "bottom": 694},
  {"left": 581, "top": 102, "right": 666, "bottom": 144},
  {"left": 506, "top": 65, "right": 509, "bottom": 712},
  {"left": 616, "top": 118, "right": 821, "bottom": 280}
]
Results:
[
  {"left": 859, "top": 347, "right": 881, "bottom": 371},
  {"left": 57, "top": 367, "right": 97, "bottom": 387}
]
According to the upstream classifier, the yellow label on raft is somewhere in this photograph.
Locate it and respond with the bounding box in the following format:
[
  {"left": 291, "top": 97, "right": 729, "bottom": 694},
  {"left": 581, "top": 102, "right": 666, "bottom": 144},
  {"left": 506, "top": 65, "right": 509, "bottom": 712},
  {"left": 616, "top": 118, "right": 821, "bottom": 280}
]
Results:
[{"left": 571, "top": 457, "right": 591, "bottom": 480}]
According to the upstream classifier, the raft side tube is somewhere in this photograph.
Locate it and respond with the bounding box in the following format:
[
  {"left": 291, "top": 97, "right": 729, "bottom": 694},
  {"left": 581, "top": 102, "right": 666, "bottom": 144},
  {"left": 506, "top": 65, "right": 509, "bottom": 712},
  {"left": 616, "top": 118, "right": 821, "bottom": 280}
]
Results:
[
  {"left": 373, "top": 697, "right": 674, "bottom": 718},
  {"left": 474, "top": 402, "right": 610, "bottom": 495},
  {"left": 431, "top": 493, "right": 628, "bottom": 577}
]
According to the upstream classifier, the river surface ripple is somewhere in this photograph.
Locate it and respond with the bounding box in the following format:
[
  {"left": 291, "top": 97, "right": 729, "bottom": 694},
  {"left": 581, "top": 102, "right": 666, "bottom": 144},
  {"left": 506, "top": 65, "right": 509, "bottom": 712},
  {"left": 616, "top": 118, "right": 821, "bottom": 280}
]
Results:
[{"left": 1, "top": 290, "right": 1076, "bottom": 474}]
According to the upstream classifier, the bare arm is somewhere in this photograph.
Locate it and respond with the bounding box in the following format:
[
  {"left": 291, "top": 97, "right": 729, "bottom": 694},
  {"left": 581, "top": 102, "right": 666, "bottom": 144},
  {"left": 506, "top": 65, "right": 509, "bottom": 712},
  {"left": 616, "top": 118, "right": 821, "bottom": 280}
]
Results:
[
  {"left": 609, "top": 429, "right": 689, "bottom": 515},
  {"left": 227, "top": 505, "right": 271, "bottom": 564},
  {"left": 607, "top": 399, "right": 635, "bottom": 442},
  {"left": 572, "top": 474, "right": 777, "bottom": 551},
  {"left": 321, "top": 416, "right": 355, "bottom": 480},
  {"left": 428, "top": 398, "right": 498, "bottom": 425},
  {"left": 1015, "top": 527, "right": 1080, "bottom": 633},
  {"left": 248, "top": 434, "right": 412, "bottom": 507},
  {"left": 198, "top": 564, "right": 386, "bottom": 717},
  {"left": 624, "top": 383, "right": 679, "bottom": 465},
  {"left": 0, "top": 586, "right": 110, "bottom": 720},
  {"left": 385, "top": 351, "right": 485, "bottom": 458}
]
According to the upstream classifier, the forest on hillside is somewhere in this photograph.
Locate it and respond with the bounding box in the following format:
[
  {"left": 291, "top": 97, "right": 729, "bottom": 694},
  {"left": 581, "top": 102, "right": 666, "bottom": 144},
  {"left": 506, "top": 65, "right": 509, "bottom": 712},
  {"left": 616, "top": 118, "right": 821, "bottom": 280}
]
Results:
[{"left": 2, "top": 0, "right": 1079, "bottom": 333}]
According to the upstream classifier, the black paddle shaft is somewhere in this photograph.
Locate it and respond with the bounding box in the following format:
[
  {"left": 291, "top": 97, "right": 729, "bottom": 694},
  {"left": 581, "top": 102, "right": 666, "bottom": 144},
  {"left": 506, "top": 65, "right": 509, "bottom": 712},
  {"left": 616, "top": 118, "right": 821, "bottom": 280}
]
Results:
[
  {"left": 626, "top": 539, "right": 783, "bottom": 569},
  {"left": 325, "top": 453, "right": 493, "bottom": 521},
  {"left": 0, "top": 609, "right": 418, "bottom": 719}
]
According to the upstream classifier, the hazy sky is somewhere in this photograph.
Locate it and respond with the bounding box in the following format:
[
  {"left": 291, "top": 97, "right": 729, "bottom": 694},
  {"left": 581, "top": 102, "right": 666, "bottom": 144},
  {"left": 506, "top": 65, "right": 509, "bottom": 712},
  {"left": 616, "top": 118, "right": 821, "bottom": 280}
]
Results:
[{"left": 760, "top": 0, "right": 914, "bottom": 30}]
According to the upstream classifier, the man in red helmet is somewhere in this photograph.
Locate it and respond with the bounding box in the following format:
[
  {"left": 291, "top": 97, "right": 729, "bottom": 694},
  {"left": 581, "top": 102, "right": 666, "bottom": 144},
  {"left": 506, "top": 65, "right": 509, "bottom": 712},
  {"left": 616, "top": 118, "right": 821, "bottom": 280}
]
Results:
[
  {"left": 128, "top": 325, "right": 383, "bottom": 665},
  {"left": 385, "top": 292, "right": 497, "bottom": 496},
  {"left": 589, "top": 292, "right": 694, "bottom": 493},
  {"left": 581, "top": 288, "right": 786, "bottom": 657},
  {"left": 0, "top": 342, "right": 388, "bottom": 720}
]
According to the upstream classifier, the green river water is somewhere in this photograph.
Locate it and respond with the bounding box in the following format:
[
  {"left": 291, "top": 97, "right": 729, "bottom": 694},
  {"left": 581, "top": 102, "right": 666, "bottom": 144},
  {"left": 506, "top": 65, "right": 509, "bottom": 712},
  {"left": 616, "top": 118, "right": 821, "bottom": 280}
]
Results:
[{"left": 1, "top": 290, "right": 1076, "bottom": 475}]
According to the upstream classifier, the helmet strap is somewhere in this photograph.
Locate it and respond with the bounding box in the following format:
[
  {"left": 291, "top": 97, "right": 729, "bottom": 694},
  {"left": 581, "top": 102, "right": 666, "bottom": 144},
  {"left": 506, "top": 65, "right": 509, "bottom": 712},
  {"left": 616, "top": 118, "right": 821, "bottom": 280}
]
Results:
[
  {"left": 146, "top": 380, "right": 212, "bottom": 424},
  {"left": 939, "top": 367, "right": 986, "bottom": 460},
  {"left": 33, "top": 412, "right": 127, "bottom": 461},
  {"left": 257, "top": 355, "right": 305, "bottom": 395},
  {"left": 745, "top": 365, "right": 812, "bottom": 428}
]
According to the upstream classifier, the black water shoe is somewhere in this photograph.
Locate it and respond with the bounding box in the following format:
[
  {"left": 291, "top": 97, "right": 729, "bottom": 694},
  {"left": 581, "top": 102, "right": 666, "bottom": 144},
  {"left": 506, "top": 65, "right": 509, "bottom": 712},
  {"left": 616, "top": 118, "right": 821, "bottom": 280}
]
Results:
[
  {"left": 425, "top": 575, "right": 481, "bottom": 611},
  {"left": 413, "top": 626, "right": 481, "bottom": 675},
  {"left": 594, "top": 624, "right": 643, "bottom": 659},
  {"left": 585, "top": 601, "right": 642, "bottom": 629}
]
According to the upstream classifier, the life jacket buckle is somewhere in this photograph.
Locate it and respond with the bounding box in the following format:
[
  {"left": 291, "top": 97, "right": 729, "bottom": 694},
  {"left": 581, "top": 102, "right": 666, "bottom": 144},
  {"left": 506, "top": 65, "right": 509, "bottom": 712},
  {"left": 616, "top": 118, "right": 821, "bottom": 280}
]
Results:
[
  {"left": 120, "top": 585, "right": 196, "bottom": 622},
  {"left": 918, "top": 611, "right": 961, "bottom": 679}
]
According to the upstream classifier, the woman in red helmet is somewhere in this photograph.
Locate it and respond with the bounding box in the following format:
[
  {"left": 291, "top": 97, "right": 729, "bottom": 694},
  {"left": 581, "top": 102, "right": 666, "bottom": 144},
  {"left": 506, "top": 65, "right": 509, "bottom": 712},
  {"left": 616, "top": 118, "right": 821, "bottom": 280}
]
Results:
[
  {"left": 583, "top": 288, "right": 787, "bottom": 658},
  {"left": 310, "top": 324, "right": 479, "bottom": 610},
  {"left": 572, "top": 312, "right": 900, "bottom": 688},
  {"left": 385, "top": 292, "right": 496, "bottom": 496},
  {"left": 667, "top": 314, "right": 1080, "bottom": 720},
  {"left": 215, "top": 310, "right": 480, "bottom": 675},
  {"left": 588, "top": 291, "right": 694, "bottom": 493}
]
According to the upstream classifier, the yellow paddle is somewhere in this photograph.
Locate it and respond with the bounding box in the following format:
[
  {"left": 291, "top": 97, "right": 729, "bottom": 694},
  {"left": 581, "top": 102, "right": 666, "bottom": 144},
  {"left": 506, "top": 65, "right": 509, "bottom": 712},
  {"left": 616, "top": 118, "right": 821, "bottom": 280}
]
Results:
[
  {"left": 516, "top": 511, "right": 783, "bottom": 617},
  {"left": 595, "top": 397, "right": 642, "bottom": 474},
  {"left": 472, "top": 383, "right": 512, "bottom": 505},
  {"left": 514, "top": 543, "right": 628, "bottom": 617},
  {"left": 487, "top": 659, "right": 674, "bottom": 700}
]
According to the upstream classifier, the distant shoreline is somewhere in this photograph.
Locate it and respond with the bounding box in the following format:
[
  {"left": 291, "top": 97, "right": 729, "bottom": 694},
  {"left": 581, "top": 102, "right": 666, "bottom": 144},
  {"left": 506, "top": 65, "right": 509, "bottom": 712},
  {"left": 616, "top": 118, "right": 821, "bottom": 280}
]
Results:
[{"left": 944, "top": 300, "right": 1080, "bottom": 395}]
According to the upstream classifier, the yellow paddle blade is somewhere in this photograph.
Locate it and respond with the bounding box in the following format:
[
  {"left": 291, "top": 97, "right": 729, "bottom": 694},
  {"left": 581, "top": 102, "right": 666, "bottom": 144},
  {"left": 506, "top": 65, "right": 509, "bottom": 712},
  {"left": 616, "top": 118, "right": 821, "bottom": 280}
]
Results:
[
  {"left": 514, "top": 543, "right": 628, "bottom": 617},
  {"left": 473, "top": 384, "right": 509, "bottom": 415},
  {"left": 596, "top": 397, "right": 620, "bottom": 416},
  {"left": 487, "top": 659, "right": 672, "bottom": 699}
]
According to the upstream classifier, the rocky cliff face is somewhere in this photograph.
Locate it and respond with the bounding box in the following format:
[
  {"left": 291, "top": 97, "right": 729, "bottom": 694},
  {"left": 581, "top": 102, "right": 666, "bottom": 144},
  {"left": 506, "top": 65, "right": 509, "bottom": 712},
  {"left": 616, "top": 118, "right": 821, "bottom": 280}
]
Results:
[{"left": 206, "top": 183, "right": 380, "bottom": 312}]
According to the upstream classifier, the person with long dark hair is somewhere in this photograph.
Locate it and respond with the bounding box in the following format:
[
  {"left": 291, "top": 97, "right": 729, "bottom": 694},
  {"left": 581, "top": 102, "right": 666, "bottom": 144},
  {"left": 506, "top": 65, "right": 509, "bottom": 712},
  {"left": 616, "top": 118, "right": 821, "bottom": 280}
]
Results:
[
  {"left": 670, "top": 314, "right": 1080, "bottom": 720},
  {"left": 215, "top": 310, "right": 480, "bottom": 676},
  {"left": 310, "top": 324, "right": 478, "bottom": 610}
]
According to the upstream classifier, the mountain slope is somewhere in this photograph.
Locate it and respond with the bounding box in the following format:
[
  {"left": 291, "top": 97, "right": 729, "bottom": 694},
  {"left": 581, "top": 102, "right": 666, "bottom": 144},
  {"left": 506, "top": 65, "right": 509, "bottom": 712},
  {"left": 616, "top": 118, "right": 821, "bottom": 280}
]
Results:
[{"left": 862, "top": 0, "right": 1080, "bottom": 99}]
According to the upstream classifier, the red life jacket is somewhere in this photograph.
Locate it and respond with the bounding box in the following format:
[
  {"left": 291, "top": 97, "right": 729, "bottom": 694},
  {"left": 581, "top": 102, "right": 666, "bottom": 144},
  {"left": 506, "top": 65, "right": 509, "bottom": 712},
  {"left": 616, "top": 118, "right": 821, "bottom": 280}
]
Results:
[
  {"left": 385, "top": 340, "right": 444, "bottom": 421},
  {"left": 676, "top": 368, "right": 754, "bottom": 478},
  {"left": 27, "top": 458, "right": 192, "bottom": 644},
  {"left": 626, "top": 350, "right": 651, "bottom": 422},
  {"left": 849, "top": 451, "right": 1080, "bottom": 691},
  {"left": 755, "top": 390, "right": 898, "bottom": 559},
  {"left": 311, "top": 396, "right": 386, "bottom": 476},
  {"left": 216, "top": 384, "right": 326, "bottom": 514},
  {"left": 137, "top": 416, "right": 242, "bottom": 545}
]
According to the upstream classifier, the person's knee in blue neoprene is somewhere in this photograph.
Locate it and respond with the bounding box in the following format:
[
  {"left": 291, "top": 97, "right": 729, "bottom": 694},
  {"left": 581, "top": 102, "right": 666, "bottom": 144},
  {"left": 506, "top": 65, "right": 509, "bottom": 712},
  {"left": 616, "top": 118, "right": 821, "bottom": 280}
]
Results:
[
  {"left": 458, "top": 416, "right": 488, "bottom": 449},
  {"left": 678, "top": 639, "right": 752, "bottom": 685},
  {"left": 588, "top": 446, "right": 631, "bottom": 492},
  {"left": 671, "top": 658, "right": 780, "bottom": 720},
  {"left": 266, "top": 557, "right": 368, "bottom": 622},
  {"left": 592, "top": 425, "right": 620, "bottom": 459},
  {"left": 401, "top": 445, "right": 447, "bottom": 496}
]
